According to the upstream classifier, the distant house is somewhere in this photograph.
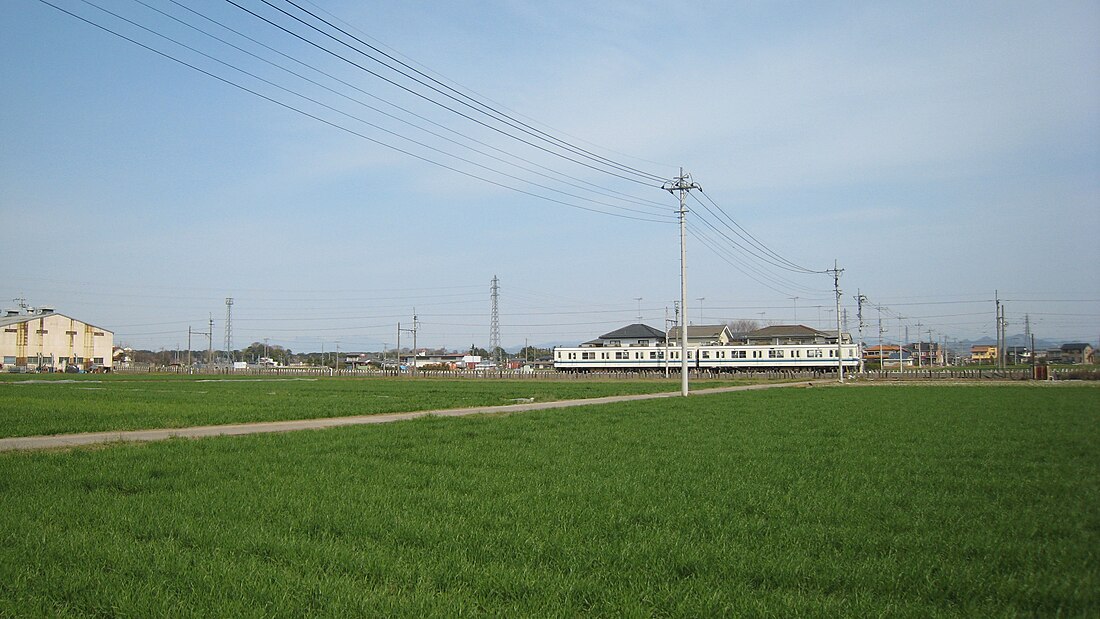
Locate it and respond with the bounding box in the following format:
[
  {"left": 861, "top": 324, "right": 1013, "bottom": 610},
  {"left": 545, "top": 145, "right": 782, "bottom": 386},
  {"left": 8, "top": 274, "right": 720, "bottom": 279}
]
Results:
[
  {"left": 583, "top": 323, "right": 667, "bottom": 348},
  {"left": 1004, "top": 346, "right": 1031, "bottom": 365},
  {"left": 906, "top": 342, "right": 944, "bottom": 366},
  {"left": 667, "top": 324, "right": 734, "bottom": 346},
  {"left": 883, "top": 350, "right": 914, "bottom": 369},
  {"left": 742, "top": 324, "right": 848, "bottom": 346},
  {"left": 864, "top": 344, "right": 903, "bottom": 364},
  {"left": 970, "top": 345, "right": 997, "bottom": 363},
  {"left": 1060, "top": 343, "right": 1094, "bottom": 364}
]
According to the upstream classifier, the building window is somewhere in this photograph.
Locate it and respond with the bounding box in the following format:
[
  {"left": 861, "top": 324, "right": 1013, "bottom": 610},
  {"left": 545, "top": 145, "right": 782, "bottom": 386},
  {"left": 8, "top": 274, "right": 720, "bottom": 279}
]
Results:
[
  {"left": 36, "top": 330, "right": 48, "bottom": 334},
  {"left": 66, "top": 330, "right": 78, "bottom": 336},
  {"left": 94, "top": 331, "right": 105, "bottom": 336}
]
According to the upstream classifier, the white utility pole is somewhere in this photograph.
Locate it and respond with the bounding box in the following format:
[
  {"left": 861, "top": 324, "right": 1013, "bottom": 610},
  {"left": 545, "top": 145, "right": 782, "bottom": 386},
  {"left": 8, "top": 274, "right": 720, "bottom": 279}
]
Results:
[
  {"left": 828, "top": 260, "right": 844, "bottom": 383},
  {"left": 663, "top": 169, "right": 700, "bottom": 397},
  {"left": 855, "top": 291, "right": 867, "bottom": 374}
]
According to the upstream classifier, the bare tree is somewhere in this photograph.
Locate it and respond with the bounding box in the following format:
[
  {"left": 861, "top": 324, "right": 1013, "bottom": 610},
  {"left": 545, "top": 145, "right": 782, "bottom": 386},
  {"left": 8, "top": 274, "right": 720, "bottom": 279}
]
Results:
[{"left": 725, "top": 319, "right": 761, "bottom": 334}]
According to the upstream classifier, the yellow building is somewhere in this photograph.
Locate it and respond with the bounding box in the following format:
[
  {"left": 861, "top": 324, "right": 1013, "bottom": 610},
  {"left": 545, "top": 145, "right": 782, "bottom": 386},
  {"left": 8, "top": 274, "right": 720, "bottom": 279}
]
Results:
[
  {"left": 970, "top": 345, "right": 998, "bottom": 363},
  {"left": 1, "top": 308, "right": 113, "bottom": 371}
]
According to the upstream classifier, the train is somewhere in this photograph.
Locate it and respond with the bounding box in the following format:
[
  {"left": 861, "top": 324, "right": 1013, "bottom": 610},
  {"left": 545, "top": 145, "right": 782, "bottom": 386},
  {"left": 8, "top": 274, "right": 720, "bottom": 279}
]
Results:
[{"left": 552, "top": 324, "right": 860, "bottom": 372}]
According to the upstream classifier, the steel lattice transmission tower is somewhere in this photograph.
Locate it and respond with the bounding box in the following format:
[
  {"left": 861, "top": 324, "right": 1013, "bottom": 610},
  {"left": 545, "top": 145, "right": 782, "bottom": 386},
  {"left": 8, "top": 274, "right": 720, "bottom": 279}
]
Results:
[
  {"left": 489, "top": 275, "right": 501, "bottom": 365},
  {"left": 224, "top": 297, "right": 234, "bottom": 363}
]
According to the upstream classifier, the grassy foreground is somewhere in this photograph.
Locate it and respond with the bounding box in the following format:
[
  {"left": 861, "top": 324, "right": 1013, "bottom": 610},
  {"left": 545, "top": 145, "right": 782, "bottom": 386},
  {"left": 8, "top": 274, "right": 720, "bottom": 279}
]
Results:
[
  {"left": 0, "top": 385, "right": 1097, "bottom": 616},
  {"left": 0, "top": 374, "right": 759, "bottom": 438}
]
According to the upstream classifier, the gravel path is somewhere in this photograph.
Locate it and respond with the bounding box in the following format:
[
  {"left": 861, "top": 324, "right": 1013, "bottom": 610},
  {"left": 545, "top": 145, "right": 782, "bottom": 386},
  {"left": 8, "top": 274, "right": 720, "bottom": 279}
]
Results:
[{"left": 0, "top": 381, "right": 820, "bottom": 452}]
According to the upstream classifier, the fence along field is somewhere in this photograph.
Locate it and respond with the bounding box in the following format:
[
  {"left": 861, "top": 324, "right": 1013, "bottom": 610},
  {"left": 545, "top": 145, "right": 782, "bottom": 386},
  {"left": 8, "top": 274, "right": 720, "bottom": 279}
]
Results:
[{"left": 0, "top": 384, "right": 1096, "bottom": 615}]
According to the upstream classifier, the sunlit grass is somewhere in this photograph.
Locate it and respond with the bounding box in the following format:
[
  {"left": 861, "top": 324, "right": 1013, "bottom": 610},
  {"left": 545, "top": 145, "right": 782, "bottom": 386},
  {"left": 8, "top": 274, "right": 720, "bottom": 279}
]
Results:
[
  {"left": 0, "top": 374, "right": 764, "bottom": 437},
  {"left": 0, "top": 385, "right": 1096, "bottom": 615}
]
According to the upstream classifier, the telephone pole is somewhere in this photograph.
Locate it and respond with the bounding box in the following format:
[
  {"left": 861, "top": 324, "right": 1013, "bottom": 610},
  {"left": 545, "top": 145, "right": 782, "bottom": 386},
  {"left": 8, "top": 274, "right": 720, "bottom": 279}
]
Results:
[
  {"left": 915, "top": 321, "right": 924, "bottom": 368},
  {"left": 663, "top": 168, "right": 700, "bottom": 397},
  {"left": 827, "top": 260, "right": 844, "bottom": 383},
  {"left": 855, "top": 290, "right": 867, "bottom": 374}
]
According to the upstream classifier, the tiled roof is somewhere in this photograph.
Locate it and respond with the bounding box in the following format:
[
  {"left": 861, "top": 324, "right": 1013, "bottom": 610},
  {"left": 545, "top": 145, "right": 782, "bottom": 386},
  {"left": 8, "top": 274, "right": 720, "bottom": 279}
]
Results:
[{"left": 598, "top": 323, "right": 666, "bottom": 340}]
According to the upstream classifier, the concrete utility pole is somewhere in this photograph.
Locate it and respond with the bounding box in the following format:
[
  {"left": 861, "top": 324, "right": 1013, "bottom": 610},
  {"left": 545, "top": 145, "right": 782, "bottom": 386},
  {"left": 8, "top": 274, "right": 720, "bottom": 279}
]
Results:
[
  {"left": 399, "top": 313, "right": 418, "bottom": 373},
  {"left": 897, "top": 315, "right": 905, "bottom": 372},
  {"left": 207, "top": 314, "right": 214, "bottom": 367},
  {"left": 828, "top": 260, "right": 844, "bottom": 383},
  {"left": 660, "top": 305, "right": 668, "bottom": 378},
  {"left": 855, "top": 291, "right": 867, "bottom": 374},
  {"left": 663, "top": 168, "right": 700, "bottom": 397},
  {"left": 995, "top": 291, "right": 1003, "bottom": 370},
  {"left": 915, "top": 321, "right": 924, "bottom": 368}
]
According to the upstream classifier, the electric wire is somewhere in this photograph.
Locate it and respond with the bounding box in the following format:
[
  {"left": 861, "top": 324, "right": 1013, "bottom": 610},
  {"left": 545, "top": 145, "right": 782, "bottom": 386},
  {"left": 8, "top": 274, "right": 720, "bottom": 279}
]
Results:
[
  {"left": 161, "top": 0, "right": 672, "bottom": 212},
  {"left": 41, "top": 0, "right": 672, "bottom": 224},
  {"left": 697, "top": 189, "right": 825, "bottom": 274},
  {"left": 224, "top": 0, "right": 667, "bottom": 186},
  {"left": 77, "top": 0, "right": 673, "bottom": 221},
  {"left": 273, "top": 0, "right": 670, "bottom": 183}
]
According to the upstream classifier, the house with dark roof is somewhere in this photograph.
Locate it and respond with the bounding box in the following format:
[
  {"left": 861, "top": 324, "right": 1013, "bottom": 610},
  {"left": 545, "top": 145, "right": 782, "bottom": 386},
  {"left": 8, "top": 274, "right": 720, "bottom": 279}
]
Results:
[
  {"left": 1060, "top": 343, "right": 1094, "bottom": 364},
  {"left": 742, "top": 324, "right": 848, "bottom": 346},
  {"left": 582, "top": 323, "right": 667, "bottom": 347}
]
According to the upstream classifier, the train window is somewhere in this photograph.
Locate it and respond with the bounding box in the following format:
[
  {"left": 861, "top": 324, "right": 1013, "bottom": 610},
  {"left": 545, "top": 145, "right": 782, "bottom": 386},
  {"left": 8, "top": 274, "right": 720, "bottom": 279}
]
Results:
[
  {"left": 601, "top": 353, "right": 609, "bottom": 359},
  {"left": 807, "top": 349, "right": 822, "bottom": 358},
  {"left": 768, "top": 349, "right": 785, "bottom": 358},
  {"left": 701, "top": 351, "right": 710, "bottom": 359}
]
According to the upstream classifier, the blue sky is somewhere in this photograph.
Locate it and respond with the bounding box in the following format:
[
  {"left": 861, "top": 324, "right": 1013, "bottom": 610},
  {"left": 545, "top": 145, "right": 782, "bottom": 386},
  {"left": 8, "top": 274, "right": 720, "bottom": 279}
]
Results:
[{"left": 2, "top": 0, "right": 1098, "bottom": 352}]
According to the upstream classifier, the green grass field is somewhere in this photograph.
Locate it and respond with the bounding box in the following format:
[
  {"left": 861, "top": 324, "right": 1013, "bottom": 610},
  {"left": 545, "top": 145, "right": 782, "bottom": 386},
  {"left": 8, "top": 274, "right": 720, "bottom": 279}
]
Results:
[
  {"left": 0, "top": 384, "right": 1096, "bottom": 616},
  {"left": 0, "top": 374, "right": 763, "bottom": 438}
]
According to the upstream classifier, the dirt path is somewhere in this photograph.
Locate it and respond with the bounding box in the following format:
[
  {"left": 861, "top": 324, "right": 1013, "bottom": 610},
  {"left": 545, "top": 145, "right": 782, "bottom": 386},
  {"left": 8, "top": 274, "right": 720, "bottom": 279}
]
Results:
[{"left": 0, "top": 381, "right": 821, "bottom": 452}]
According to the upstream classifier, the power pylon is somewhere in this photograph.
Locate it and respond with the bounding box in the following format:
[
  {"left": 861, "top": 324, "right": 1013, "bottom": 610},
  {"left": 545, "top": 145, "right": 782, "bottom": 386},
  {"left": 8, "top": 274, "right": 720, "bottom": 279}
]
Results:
[{"left": 489, "top": 275, "right": 501, "bottom": 366}]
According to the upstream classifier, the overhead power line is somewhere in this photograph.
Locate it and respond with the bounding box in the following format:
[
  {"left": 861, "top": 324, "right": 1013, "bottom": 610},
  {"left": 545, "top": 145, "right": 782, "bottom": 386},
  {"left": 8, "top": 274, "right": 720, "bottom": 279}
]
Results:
[
  {"left": 226, "top": 0, "right": 669, "bottom": 186},
  {"left": 274, "top": 0, "right": 669, "bottom": 183},
  {"left": 40, "top": 0, "right": 674, "bottom": 223}
]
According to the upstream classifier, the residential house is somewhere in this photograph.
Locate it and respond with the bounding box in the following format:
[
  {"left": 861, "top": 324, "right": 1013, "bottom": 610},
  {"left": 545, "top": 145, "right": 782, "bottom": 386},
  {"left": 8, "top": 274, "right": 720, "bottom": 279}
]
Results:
[
  {"left": 970, "top": 345, "right": 997, "bottom": 363},
  {"left": 582, "top": 323, "right": 667, "bottom": 347},
  {"left": 666, "top": 324, "right": 735, "bottom": 346},
  {"left": 1060, "top": 343, "right": 1094, "bottom": 364}
]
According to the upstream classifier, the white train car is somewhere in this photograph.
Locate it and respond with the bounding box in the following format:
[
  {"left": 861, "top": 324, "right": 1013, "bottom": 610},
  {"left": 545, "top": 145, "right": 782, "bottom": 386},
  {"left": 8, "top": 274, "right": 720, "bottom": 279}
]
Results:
[{"left": 553, "top": 342, "right": 859, "bottom": 372}]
